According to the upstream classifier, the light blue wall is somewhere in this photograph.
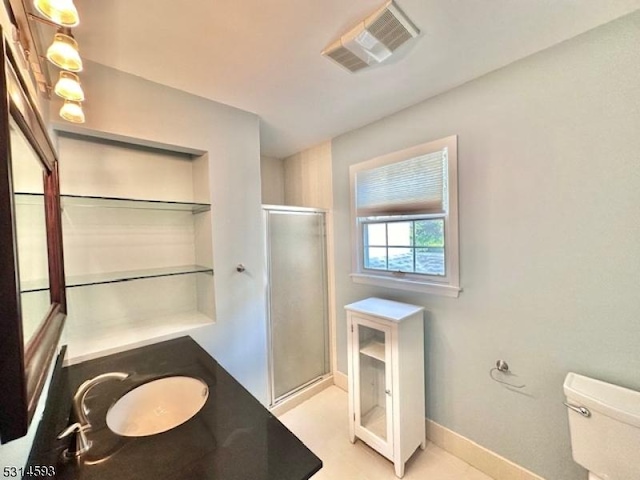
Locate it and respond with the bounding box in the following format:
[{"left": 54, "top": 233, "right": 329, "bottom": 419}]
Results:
[{"left": 331, "top": 11, "right": 640, "bottom": 480}]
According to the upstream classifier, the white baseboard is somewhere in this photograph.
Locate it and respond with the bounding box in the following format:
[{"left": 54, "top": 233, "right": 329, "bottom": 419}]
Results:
[
  {"left": 426, "top": 419, "right": 545, "bottom": 480},
  {"left": 270, "top": 376, "right": 333, "bottom": 417},
  {"left": 333, "top": 370, "right": 348, "bottom": 392}
]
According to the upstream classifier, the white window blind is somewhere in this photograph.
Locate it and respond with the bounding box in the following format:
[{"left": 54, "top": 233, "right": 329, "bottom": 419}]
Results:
[{"left": 354, "top": 149, "right": 447, "bottom": 217}]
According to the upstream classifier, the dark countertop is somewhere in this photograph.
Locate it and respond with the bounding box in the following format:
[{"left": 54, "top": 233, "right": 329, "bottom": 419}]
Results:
[{"left": 28, "top": 337, "right": 321, "bottom": 480}]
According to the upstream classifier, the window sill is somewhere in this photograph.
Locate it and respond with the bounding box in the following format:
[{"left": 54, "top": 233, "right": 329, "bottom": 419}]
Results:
[{"left": 350, "top": 273, "right": 461, "bottom": 298}]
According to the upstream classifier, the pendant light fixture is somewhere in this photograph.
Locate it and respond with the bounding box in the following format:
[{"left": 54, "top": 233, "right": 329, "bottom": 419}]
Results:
[
  {"left": 46, "top": 30, "right": 82, "bottom": 71},
  {"left": 34, "top": 0, "right": 79, "bottom": 27},
  {"left": 59, "top": 100, "right": 85, "bottom": 123},
  {"left": 54, "top": 71, "right": 84, "bottom": 101}
]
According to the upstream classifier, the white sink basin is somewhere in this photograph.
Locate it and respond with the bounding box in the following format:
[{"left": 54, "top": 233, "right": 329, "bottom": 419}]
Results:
[{"left": 106, "top": 376, "right": 209, "bottom": 437}]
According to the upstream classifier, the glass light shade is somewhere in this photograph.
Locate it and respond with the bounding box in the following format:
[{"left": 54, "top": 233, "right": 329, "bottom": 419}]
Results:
[
  {"left": 46, "top": 33, "right": 83, "bottom": 72},
  {"left": 54, "top": 71, "right": 84, "bottom": 101},
  {"left": 59, "top": 100, "right": 85, "bottom": 123},
  {"left": 34, "top": 0, "right": 79, "bottom": 27}
]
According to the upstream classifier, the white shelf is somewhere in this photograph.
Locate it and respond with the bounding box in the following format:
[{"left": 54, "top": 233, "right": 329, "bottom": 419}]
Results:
[
  {"left": 65, "top": 265, "right": 213, "bottom": 289},
  {"left": 64, "top": 311, "right": 213, "bottom": 365},
  {"left": 362, "top": 405, "right": 387, "bottom": 440},
  {"left": 61, "top": 193, "right": 210, "bottom": 213},
  {"left": 360, "top": 340, "right": 386, "bottom": 362},
  {"left": 17, "top": 192, "right": 211, "bottom": 213}
]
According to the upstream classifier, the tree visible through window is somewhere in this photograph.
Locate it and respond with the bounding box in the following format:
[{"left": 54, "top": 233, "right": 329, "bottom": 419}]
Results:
[{"left": 363, "top": 219, "right": 445, "bottom": 275}]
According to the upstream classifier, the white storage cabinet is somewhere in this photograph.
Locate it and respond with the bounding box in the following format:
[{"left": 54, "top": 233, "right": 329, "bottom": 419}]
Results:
[{"left": 345, "top": 297, "right": 425, "bottom": 478}]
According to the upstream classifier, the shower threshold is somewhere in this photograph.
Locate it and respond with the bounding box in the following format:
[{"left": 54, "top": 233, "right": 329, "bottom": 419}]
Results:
[{"left": 270, "top": 374, "right": 334, "bottom": 417}]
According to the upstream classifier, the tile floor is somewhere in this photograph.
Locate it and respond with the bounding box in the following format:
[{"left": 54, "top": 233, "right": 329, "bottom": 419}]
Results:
[{"left": 279, "top": 386, "right": 493, "bottom": 480}]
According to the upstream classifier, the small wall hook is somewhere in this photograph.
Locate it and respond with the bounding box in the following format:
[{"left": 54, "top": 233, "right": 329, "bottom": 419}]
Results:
[{"left": 490, "top": 360, "right": 526, "bottom": 389}]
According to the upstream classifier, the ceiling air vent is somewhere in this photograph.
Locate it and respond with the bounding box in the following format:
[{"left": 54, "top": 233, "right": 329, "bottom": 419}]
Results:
[{"left": 322, "top": 0, "right": 419, "bottom": 73}]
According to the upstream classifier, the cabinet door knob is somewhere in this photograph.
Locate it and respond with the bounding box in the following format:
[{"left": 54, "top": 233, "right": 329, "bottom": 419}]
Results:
[{"left": 385, "top": 389, "right": 391, "bottom": 396}]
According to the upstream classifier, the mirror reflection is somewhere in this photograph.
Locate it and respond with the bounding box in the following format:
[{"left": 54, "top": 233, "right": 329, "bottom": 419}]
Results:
[{"left": 10, "top": 118, "right": 50, "bottom": 345}]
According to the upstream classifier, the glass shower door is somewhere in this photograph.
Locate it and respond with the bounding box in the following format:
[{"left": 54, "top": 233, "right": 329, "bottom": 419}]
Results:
[{"left": 266, "top": 208, "right": 329, "bottom": 404}]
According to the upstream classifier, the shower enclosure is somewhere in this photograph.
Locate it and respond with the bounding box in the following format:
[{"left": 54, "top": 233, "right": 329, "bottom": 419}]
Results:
[{"left": 264, "top": 206, "right": 330, "bottom": 406}]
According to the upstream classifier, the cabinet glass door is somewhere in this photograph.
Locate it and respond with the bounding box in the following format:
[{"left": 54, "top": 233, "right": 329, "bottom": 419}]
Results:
[{"left": 354, "top": 318, "right": 393, "bottom": 456}]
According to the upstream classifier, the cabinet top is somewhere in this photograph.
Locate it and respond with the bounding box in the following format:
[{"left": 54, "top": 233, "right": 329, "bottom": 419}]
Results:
[{"left": 344, "top": 297, "right": 424, "bottom": 322}]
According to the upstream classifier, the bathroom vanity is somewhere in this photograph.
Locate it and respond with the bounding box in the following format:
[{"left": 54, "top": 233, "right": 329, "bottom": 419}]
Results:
[{"left": 27, "top": 337, "right": 322, "bottom": 480}]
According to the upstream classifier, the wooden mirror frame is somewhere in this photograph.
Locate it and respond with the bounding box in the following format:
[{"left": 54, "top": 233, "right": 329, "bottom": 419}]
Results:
[{"left": 0, "top": 28, "right": 67, "bottom": 443}]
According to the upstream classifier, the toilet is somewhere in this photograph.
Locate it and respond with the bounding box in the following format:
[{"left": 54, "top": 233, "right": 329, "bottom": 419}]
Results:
[{"left": 564, "top": 372, "right": 640, "bottom": 480}]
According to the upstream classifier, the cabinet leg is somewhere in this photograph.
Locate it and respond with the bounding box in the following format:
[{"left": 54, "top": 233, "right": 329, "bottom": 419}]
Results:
[
  {"left": 394, "top": 461, "right": 405, "bottom": 478},
  {"left": 420, "top": 439, "right": 427, "bottom": 450}
]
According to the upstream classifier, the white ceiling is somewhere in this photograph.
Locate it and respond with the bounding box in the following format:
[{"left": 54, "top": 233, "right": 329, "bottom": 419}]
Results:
[{"left": 72, "top": 0, "right": 640, "bottom": 158}]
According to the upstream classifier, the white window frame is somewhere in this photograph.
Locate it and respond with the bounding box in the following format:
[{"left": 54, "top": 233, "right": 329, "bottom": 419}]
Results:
[{"left": 349, "top": 135, "right": 460, "bottom": 297}]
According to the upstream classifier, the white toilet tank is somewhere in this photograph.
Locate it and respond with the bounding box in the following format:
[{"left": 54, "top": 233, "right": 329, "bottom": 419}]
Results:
[{"left": 564, "top": 373, "right": 640, "bottom": 480}]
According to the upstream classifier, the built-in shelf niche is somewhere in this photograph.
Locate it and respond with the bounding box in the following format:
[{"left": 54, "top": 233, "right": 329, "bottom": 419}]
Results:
[{"left": 57, "top": 133, "right": 215, "bottom": 363}]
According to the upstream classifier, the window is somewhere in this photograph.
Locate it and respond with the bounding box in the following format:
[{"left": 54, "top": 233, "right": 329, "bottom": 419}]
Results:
[{"left": 350, "top": 136, "right": 460, "bottom": 297}]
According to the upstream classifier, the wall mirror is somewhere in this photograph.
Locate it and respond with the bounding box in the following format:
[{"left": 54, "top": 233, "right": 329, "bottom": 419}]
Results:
[{"left": 0, "top": 29, "right": 67, "bottom": 443}]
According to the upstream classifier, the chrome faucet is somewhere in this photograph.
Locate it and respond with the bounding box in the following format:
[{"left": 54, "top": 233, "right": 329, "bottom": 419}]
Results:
[{"left": 58, "top": 372, "right": 129, "bottom": 458}]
